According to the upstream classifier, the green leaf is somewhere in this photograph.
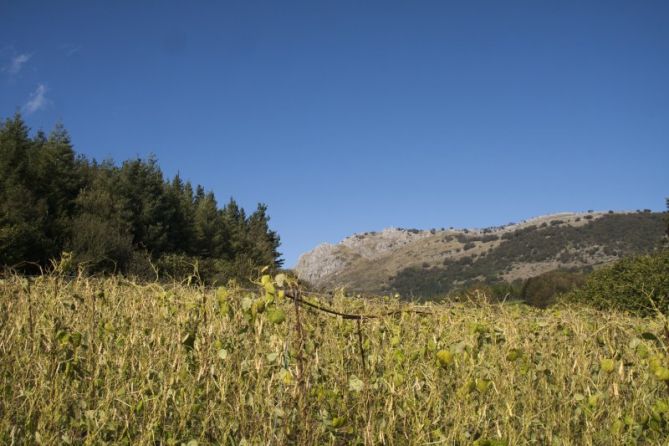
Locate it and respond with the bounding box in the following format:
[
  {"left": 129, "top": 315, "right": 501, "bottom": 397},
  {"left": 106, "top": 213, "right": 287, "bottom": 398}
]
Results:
[
  {"left": 241, "top": 297, "right": 253, "bottom": 311},
  {"left": 70, "top": 332, "right": 82, "bottom": 347},
  {"left": 610, "top": 419, "right": 624, "bottom": 435},
  {"left": 348, "top": 375, "right": 364, "bottom": 392},
  {"left": 473, "top": 440, "right": 508, "bottom": 446},
  {"left": 588, "top": 393, "right": 601, "bottom": 408},
  {"left": 654, "top": 366, "right": 669, "bottom": 381},
  {"left": 216, "top": 287, "right": 228, "bottom": 304},
  {"left": 331, "top": 416, "right": 346, "bottom": 428},
  {"left": 600, "top": 358, "right": 616, "bottom": 373},
  {"left": 506, "top": 348, "right": 523, "bottom": 362},
  {"left": 253, "top": 298, "right": 266, "bottom": 314},
  {"left": 219, "top": 302, "right": 230, "bottom": 318},
  {"left": 264, "top": 282, "right": 276, "bottom": 296},
  {"left": 475, "top": 378, "right": 491, "bottom": 393},
  {"left": 279, "top": 369, "right": 293, "bottom": 385},
  {"left": 436, "top": 350, "right": 454, "bottom": 367},
  {"left": 641, "top": 332, "right": 660, "bottom": 341},
  {"left": 267, "top": 307, "right": 286, "bottom": 324}
]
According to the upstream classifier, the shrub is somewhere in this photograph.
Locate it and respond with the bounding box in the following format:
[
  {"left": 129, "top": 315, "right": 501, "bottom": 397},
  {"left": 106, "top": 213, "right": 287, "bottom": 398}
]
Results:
[
  {"left": 156, "top": 253, "right": 201, "bottom": 281},
  {"left": 126, "top": 250, "right": 156, "bottom": 280},
  {"left": 69, "top": 214, "right": 133, "bottom": 273},
  {"left": 558, "top": 251, "right": 574, "bottom": 263},
  {"left": 455, "top": 234, "right": 468, "bottom": 243},
  {"left": 522, "top": 270, "right": 587, "bottom": 308},
  {"left": 563, "top": 249, "right": 669, "bottom": 316},
  {"left": 461, "top": 280, "right": 524, "bottom": 301}
]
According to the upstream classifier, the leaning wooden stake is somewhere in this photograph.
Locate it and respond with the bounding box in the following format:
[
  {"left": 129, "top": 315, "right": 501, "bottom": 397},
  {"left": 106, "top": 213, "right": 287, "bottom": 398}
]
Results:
[
  {"left": 292, "top": 287, "right": 310, "bottom": 442},
  {"left": 356, "top": 318, "right": 366, "bottom": 372}
]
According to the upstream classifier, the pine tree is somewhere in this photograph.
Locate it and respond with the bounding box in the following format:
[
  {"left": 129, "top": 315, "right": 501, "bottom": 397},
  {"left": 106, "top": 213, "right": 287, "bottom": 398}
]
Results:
[
  {"left": 164, "top": 175, "right": 196, "bottom": 253},
  {"left": 33, "top": 123, "right": 83, "bottom": 254},
  {"left": 116, "top": 157, "right": 170, "bottom": 256},
  {"left": 68, "top": 163, "right": 133, "bottom": 272},
  {"left": 193, "top": 192, "right": 226, "bottom": 258},
  {"left": 0, "top": 114, "right": 50, "bottom": 266},
  {"left": 247, "top": 203, "right": 282, "bottom": 268},
  {"left": 665, "top": 197, "right": 669, "bottom": 239}
]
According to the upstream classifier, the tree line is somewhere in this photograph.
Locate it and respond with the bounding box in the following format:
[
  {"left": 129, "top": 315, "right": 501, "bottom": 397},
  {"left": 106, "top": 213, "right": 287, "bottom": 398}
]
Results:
[{"left": 0, "top": 113, "right": 282, "bottom": 283}]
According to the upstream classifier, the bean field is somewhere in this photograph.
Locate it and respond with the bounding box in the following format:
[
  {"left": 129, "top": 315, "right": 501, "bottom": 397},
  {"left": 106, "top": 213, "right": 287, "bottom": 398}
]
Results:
[{"left": 2, "top": 275, "right": 669, "bottom": 445}]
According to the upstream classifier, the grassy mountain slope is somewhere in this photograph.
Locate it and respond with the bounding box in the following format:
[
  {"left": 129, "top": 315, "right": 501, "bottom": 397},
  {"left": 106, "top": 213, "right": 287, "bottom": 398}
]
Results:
[{"left": 295, "top": 211, "right": 666, "bottom": 297}]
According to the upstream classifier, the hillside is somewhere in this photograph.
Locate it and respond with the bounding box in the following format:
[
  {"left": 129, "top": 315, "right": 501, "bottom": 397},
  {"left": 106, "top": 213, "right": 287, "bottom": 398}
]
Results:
[{"left": 295, "top": 211, "right": 667, "bottom": 297}]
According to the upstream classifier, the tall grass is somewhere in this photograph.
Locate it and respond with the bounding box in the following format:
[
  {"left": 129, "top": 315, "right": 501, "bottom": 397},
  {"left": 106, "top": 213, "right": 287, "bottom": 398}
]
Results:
[{"left": 1, "top": 275, "right": 669, "bottom": 445}]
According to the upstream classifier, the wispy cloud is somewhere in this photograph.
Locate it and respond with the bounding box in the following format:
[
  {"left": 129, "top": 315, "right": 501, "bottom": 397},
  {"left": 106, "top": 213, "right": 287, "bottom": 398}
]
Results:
[
  {"left": 4, "top": 53, "right": 32, "bottom": 75},
  {"left": 59, "top": 44, "right": 82, "bottom": 57},
  {"left": 23, "top": 84, "right": 49, "bottom": 114}
]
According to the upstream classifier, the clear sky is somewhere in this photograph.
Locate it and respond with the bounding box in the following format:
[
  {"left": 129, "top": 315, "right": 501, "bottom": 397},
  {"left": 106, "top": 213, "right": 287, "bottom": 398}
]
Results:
[{"left": 1, "top": 1, "right": 668, "bottom": 267}]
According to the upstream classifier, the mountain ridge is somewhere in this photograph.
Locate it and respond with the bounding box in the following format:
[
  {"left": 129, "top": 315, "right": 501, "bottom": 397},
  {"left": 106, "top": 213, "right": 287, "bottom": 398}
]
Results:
[{"left": 295, "top": 210, "right": 666, "bottom": 297}]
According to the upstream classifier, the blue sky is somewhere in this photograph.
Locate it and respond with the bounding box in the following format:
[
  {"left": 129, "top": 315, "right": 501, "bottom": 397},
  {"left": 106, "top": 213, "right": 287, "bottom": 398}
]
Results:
[{"left": 1, "top": 1, "right": 668, "bottom": 267}]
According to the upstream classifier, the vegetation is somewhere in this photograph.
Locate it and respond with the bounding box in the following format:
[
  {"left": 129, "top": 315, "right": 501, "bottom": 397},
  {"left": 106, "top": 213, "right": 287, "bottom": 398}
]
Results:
[
  {"left": 452, "top": 270, "right": 587, "bottom": 308},
  {"left": 2, "top": 111, "right": 666, "bottom": 443},
  {"left": 4, "top": 274, "right": 669, "bottom": 444},
  {"left": 0, "top": 113, "right": 281, "bottom": 283},
  {"left": 666, "top": 197, "right": 669, "bottom": 239},
  {"left": 390, "top": 213, "right": 666, "bottom": 299},
  {"left": 564, "top": 249, "right": 669, "bottom": 317},
  {"left": 521, "top": 270, "right": 587, "bottom": 308}
]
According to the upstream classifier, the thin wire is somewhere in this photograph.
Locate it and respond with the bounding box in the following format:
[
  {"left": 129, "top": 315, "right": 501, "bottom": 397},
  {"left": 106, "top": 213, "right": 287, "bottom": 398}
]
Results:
[{"left": 283, "top": 289, "right": 432, "bottom": 321}]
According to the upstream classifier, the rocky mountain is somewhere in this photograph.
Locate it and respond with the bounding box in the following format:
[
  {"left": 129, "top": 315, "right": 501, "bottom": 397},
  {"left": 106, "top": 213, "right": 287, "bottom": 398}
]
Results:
[{"left": 295, "top": 211, "right": 667, "bottom": 297}]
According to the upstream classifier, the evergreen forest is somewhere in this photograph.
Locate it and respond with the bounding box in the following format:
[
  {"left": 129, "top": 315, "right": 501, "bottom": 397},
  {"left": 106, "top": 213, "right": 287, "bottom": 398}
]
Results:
[{"left": 0, "top": 113, "right": 282, "bottom": 283}]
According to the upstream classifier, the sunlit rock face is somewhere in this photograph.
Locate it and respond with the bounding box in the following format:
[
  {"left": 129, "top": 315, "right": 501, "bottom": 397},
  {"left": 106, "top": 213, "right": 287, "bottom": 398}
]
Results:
[{"left": 295, "top": 227, "right": 432, "bottom": 287}]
